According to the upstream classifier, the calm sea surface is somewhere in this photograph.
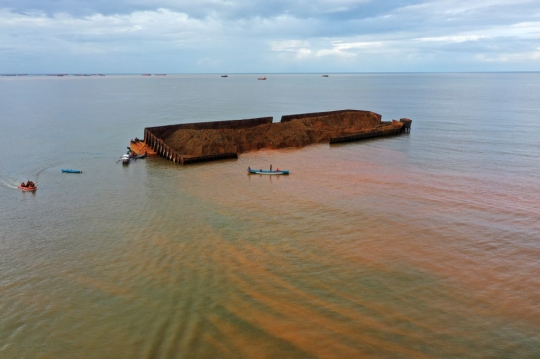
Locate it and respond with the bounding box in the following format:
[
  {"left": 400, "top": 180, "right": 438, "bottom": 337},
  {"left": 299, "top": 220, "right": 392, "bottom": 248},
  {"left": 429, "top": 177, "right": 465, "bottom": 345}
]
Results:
[{"left": 1, "top": 73, "right": 539, "bottom": 358}]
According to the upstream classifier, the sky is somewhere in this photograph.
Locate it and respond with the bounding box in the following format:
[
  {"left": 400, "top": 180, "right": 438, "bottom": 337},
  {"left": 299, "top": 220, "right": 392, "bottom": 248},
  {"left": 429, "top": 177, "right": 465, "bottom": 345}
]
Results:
[{"left": 0, "top": 0, "right": 539, "bottom": 73}]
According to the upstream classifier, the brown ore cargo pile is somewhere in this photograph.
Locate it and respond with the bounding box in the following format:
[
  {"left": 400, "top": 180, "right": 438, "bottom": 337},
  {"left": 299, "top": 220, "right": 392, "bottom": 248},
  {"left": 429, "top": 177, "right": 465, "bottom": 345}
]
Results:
[{"left": 162, "top": 110, "right": 403, "bottom": 158}]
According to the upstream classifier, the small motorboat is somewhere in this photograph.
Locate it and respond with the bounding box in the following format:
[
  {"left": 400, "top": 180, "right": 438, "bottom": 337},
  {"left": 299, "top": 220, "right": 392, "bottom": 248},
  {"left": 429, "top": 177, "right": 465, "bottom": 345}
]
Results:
[
  {"left": 221, "top": 75, "right": 228, "bottom": 78},
  {"left": 18, "top": 181, "right": 37, "bottom": 191},
  {"left": 258, "top": 76, "right": 266, "bottom": 80},
  {"left": 61, "top": 169, "right": 82, "bottom": 173},
  {"left": 117, "top": 154, "right": 130, "bottom": 165},
  {"left": 248, "top": 167, "right": 289, "bottom": 175}
]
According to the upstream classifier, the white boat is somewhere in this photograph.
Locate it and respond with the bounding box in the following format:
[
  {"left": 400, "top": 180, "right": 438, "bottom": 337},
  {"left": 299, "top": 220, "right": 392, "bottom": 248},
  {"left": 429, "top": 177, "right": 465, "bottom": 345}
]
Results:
[{"left": 117, "top": 154, "right": 130, "bottom": 165}]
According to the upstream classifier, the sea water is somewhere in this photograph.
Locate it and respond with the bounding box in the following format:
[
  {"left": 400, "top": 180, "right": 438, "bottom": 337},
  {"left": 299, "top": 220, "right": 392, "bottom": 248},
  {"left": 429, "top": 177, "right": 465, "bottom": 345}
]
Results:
[{"left": 1, "top": 73, "right": 539, "bottom": 358}]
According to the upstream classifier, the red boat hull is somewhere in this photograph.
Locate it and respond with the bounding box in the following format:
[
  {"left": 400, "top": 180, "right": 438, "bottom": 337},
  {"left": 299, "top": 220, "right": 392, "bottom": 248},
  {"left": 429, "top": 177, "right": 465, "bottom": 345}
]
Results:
[{"left": 18, "top": 185, "right": 37, "bottom": 191}]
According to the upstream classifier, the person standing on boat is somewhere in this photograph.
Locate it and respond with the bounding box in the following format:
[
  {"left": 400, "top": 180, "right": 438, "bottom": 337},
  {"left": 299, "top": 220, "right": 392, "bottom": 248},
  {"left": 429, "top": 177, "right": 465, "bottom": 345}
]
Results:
[{"left": 270, "top": 164, "right": 272, "bottom": 171}]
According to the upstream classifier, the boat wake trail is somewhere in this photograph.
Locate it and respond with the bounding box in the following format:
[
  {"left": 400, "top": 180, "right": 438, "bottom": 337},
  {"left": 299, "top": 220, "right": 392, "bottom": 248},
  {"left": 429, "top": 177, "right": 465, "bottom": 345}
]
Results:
[
  {"left": 36, "top": 162, "right": 60, "bottom": 180},
  {"left": 1, "top": 162, "right": 60, "bottom": 190},
  {"left": 0, "top": 179, "right": 20, "bottom": 190}
]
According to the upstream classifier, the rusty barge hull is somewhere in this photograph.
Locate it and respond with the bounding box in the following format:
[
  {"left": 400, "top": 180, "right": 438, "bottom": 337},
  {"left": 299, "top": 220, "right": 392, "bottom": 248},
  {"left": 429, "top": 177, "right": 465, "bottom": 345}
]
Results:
[{"left": 139, "top": 110, "right": 411, "bottom": 165}]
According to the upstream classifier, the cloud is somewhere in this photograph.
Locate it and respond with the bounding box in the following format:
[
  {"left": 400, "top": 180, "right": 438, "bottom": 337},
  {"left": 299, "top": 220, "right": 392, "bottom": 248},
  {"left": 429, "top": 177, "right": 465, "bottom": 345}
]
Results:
[
  {"left": 0, "top": 0, "right": 420, "bottom": 20},
  {"left": 1, "top": 0, "right": 540, "bottom": 73},
  {"left": 418, "top": 35, "right": 486, "bottom": 43},
  {"left": 0, "top": 8, "right": 217, "bottom": 49},
  {"left": 316, "top": 40, "right": 385, "bottom": 58},
  {"left": 476, "top": 51, "right": 540, "bottom": 63},
  {"left": 270, "top": 40, "right": 312, "bottom": 58}
]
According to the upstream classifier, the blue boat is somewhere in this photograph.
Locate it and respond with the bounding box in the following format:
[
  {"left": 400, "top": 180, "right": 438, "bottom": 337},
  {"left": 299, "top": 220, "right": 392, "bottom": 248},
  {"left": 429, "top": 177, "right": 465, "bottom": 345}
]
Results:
[
  {"left": 61, "top": 169, "right": 82, "bottom": 173},
  {"left": 248, "top": 167, "right": 289, "bottom": 175}
]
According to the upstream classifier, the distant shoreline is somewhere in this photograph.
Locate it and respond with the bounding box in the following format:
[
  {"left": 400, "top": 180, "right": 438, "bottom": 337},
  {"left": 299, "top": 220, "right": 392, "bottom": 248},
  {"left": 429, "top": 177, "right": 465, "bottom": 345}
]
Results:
[{"left": 3, "top": 71, "right": 539, "bottom": 77}]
